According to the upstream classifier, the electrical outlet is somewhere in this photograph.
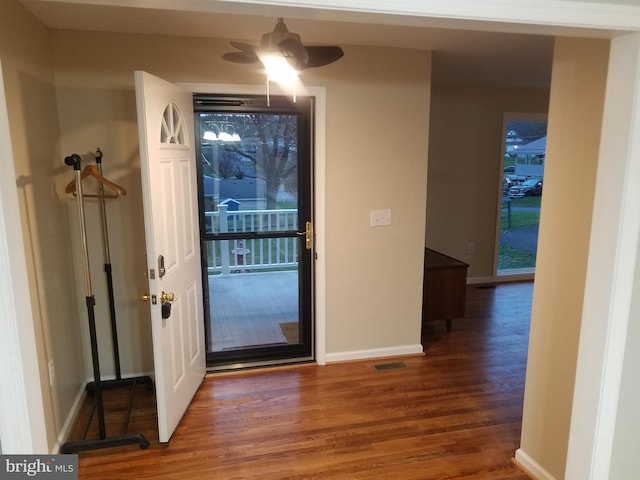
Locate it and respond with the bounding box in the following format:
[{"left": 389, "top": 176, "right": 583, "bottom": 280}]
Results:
[
  {"left": 370, "top": 209, "right": 392, "bottom": 227},
  {"left": 48, "top": 359, "right": 55, "bottom": 386},
  {"left": 467, "top": 242, "right": 476, "bottom": 254}
]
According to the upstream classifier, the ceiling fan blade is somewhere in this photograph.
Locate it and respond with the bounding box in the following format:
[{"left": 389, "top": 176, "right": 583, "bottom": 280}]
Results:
[
  {"left": 223, "top": 40, "right": 260, "bottom": 64},
  {"left": 222, "top": 50, "right": 259, "bottom": 64},
  {"left": 303, "top": 46, "right": 344, "bottom": 69},
  {"left": 229, "top": 41, "right": 256, "bottom": 52},
  {"left": 278, "top": 37, "right": 309, "bottom": 68}
]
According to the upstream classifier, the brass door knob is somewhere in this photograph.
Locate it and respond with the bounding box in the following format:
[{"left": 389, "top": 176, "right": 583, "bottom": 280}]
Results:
[
  {"left": 160, "top": 291, "right": 175, "bottom": 302},
  {"left": 142, "top": 293, "right": 151, "bottom": 302}
]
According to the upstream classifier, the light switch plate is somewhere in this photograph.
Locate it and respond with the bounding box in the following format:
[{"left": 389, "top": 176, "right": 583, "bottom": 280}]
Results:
[{"left": 370, "top": 209, "right": 392, "bottom": 227}]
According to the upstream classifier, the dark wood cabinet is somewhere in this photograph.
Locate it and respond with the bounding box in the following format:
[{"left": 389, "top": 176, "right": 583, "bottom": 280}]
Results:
[{"left": 422, "top": 248, "right": 469, "bottom": 332}]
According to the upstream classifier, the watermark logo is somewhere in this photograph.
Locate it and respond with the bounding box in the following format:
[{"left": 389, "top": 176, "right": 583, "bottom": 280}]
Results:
[{"left": 0, "top": 455, "right": 77, "bottom": 479}]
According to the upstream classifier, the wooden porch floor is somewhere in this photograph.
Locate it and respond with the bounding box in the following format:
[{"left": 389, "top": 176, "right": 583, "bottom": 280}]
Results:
[
  {"left": 208, "top": 270, "right": 298, "bottom": 351},
  {"left": 72, "top": 282, "right": 533, "bottom": 479}
]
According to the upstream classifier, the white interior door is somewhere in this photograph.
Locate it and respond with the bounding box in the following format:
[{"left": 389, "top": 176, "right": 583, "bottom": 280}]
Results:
[{"left": 134, "top": 71, "right": 205, "bottom": 442}]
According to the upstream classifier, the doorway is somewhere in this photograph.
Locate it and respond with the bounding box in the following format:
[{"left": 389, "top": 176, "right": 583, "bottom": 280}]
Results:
[{"left": 195, "top": 94, "right": 315, "bottom": 369}]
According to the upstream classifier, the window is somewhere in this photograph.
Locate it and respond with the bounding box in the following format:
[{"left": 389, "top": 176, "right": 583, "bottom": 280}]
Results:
[{"left": 497, "top": 114, "right": 547, "bottom": 275}]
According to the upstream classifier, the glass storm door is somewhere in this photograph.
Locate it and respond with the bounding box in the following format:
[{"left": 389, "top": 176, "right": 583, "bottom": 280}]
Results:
[{"left": 195, "top": 94, "right": 314, "bottom": 369}]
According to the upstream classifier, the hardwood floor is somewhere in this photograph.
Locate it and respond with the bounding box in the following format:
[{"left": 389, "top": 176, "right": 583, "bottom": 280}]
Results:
[{"left": 71, "top": 282, "right": 533, "bottom": 479}]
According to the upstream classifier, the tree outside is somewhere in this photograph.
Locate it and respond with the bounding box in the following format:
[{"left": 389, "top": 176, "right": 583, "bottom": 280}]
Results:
[{"left": 200, "top": 113, "right": 298, "bottom": 210}]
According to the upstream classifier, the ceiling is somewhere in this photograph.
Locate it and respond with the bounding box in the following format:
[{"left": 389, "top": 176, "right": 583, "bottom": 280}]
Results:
[{"left": 17, "top": 0, "right": 572, "bottom": 87}]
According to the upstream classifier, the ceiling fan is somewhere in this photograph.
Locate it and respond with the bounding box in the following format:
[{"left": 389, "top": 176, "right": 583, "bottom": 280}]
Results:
[{"left": 222, "top": 18, "right": 344, "bottom": 70}]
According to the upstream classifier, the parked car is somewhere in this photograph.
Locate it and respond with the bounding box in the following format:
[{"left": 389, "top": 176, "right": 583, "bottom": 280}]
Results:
[
  {"left": 509, "top": 178, "right": 543, "bottom": 198},
  {"left": 503, "top": 173, "right": 528, "bottom": 193}
]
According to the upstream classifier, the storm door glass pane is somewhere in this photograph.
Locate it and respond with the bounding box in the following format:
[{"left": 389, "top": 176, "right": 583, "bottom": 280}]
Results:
[{"left": 199, "top": 111, "right": 304, "bottom": 354}]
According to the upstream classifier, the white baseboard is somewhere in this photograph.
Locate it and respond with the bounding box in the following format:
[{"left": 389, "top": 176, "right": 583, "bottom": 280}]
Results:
[
  {"left": 325, "top": 344, "right": 424, "bottom": 363},
  {"left": 514, "top": 448, "right": 557, "bottom": 480},
  {"left": 52, "top": 380, "right": 88, "bottom": 453}
]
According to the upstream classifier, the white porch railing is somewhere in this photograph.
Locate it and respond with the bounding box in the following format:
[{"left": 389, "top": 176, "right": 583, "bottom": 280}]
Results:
[{"left": 204, "top": 205, "right": 299, "bottom": 275}]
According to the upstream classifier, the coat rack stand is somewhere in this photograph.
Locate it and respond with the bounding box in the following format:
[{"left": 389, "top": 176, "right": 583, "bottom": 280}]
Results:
[
  {"left": 85, "top": 149, "right": 153, "bottom": 394},
  {"left": 61, "top": 151, "right": 151, "bottom": 454}
]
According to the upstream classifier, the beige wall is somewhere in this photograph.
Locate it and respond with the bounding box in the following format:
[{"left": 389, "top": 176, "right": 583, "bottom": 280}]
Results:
[
  {"left": 426, "top": 84, "right": 549, "bottom": 278},
  {"left": 518, "top": 37, "right": 609, "bottom": 479},
  {"left": 321, "top": 48, "right": 431, "bottom": 353},
  {"left": 0, "top": 0, "right": 85, "bottom": 451}
]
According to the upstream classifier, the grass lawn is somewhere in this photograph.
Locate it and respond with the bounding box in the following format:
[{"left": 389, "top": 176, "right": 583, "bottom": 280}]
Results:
[
  {"left": 500, "top": 199, "right": 540, "bottom": 231},
  {"left": 498, "top": 244, "right": 537, "bottom": 270},
  {"left": 511, "top": 195, "right": 541, "bottom": 208},
  {"left": 499, "top": 195, "right": 541, "bottom": 270}
]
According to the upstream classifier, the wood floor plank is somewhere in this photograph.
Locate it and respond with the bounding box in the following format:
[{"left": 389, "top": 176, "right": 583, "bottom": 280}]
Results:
[{"left": 71, "top": 282, "right": 533, "bottom": 479}]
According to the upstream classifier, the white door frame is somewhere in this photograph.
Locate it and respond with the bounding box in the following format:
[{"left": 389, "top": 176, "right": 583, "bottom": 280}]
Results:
[
  {"left": 564, "top": 32, "right": 640, "bottom": 479},
  {"left": 492, "top": 112, "right": 548, "bottom": 282},
  {"left": 0, "top": 59, "right": 48, "bottom": 454},
  {"left": 181, "top": 82, "right": 327, "bottom": 365}
]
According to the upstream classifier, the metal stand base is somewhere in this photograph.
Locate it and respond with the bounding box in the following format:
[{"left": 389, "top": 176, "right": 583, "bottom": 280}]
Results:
[
  {"left": 61, "top": 377, "right": 154, "bottom": 454},
  {"left": 86, "top": 375, "right": 154, "bottom": 394},
  {"left": 61, "top": 433, "right": 149, "bottom": 454}
]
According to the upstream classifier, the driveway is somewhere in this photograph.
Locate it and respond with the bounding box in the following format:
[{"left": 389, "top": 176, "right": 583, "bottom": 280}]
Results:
[{"left": 500, "top": 224, "right": 539, "bottom": 253}]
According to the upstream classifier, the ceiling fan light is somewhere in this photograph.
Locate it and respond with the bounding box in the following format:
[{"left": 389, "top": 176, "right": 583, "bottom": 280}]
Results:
[
  {"left": 203, "top": 122, "right": 241, "bottom": 142},
  {"left": 224, "top": 124, "right": 241, "bottom": 142},
  {"left": 259, "top": 52, "right": 299, "bottom": 86},
  {"left": 203, "top": 130, "right": 217, "bottom": 141}
]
